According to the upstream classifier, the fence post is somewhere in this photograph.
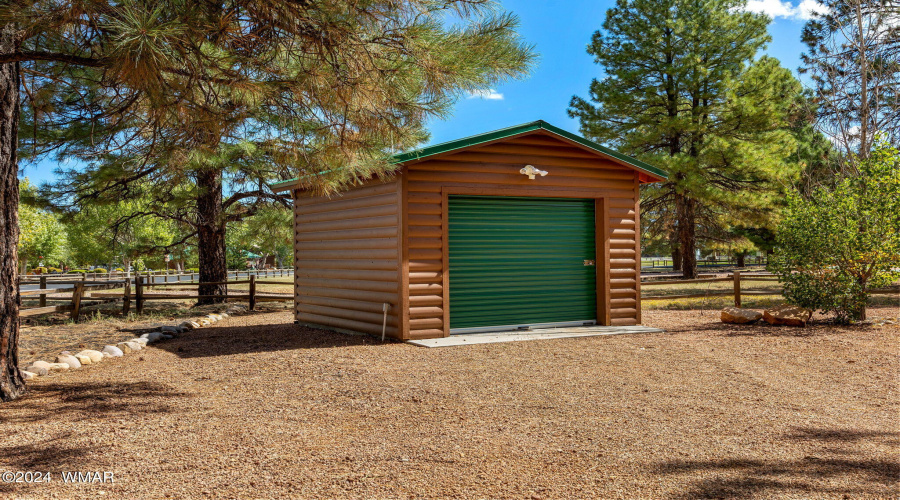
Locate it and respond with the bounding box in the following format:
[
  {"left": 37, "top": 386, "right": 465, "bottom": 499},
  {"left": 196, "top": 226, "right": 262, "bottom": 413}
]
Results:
[
  {"left": 71, "top": 282, "right": 85, "bottom": 321},
  {"left": 249, "top": 274, "right": 256, "bottom": 311},
  {"left": 733, "top": 270, "right": 741, "bottom": 308},
  {"left": 82, "top": 272, "right": 87, "bottom": 282},
  {"left": 123, "top": 277, "right": 131, "bottom": 315},
  {"left": 39, "top": 275, "right": 47, "bottom": 307},
  {"left": 136, "top": 274, "right": 144, "bottom": 315}
]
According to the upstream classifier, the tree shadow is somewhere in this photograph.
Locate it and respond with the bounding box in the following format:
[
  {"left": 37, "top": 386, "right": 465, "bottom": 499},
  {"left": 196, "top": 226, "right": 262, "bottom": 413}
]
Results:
[
  {"left": 156, "top": 322, "right": 386, "bottom": 359},
  {"left": 651, "top": 427, "right": 900, "bottom": 498},
  {"left": 0, "top": 381, "right": 189, "bottom": 425}
]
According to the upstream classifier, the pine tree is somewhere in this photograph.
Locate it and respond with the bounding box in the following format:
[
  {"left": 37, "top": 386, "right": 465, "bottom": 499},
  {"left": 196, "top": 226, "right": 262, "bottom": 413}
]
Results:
[
  {"left": 569, "top": 0, "right": 803, "bottom": 278},
  {"left": 0, "top": 0, "right": 534, "bottom": 401},
  {"left": 801, "top": 0, "right": 900, "bottom": 162}
]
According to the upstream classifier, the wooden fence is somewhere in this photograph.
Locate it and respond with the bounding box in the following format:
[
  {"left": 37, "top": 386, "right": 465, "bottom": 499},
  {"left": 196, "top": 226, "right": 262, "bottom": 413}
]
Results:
[
  {"left": 641, "top": 271, "right": 900, "bottom": 306},
  {"left": 19, "top": 269, "right": 294, "bottom": 321}
]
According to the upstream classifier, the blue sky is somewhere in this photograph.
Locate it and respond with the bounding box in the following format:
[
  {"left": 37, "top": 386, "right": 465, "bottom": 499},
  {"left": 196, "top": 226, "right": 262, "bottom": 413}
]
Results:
[{"left": 21, "top": 0, "right": 820, "bottom": 184}]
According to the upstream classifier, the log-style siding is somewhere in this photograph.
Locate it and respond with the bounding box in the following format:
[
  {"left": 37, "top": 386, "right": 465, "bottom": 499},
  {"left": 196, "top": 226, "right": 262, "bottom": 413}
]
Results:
[
  {"left": 293, "top": 180, "right": 401, "bottom": 337},
  {"left": 401, "top": 131, "right": 642, "bottom": 338}
]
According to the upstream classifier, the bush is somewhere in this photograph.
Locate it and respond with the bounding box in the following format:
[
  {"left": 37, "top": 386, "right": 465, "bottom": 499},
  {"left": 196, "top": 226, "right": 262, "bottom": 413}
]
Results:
[
  {"left": 771, "top": 140, "right": 900, "bottom": 323},
  {"left": 33, "top": 267, "right": 48, "bottom": 274},
  {"left": 186, "top": 268, "right": 199, "bottom": 273},
  {"left": 115, "top": 267, "right": 125, "bottom": 272},
  {"left": 92, "top": 268, "right": 108, "bottom": 274},
  {"left": 48, "top": 267, "right": 62, "bottom": 274},
  {"left": 71, "top": 269, "right": 87, "bottom": 274}
]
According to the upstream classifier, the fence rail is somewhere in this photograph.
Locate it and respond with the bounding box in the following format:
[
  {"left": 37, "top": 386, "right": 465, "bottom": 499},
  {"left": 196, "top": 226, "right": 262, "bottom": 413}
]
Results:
[
  {"left": 19, "top": 269, "right": 294, "bottom": 321},
  {"left": 641, "top": 271, "right": 900, "bottom": 306}
]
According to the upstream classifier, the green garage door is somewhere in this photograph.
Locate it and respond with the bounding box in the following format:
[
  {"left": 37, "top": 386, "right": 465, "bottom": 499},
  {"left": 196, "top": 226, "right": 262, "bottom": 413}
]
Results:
[{"left": 448, "top": 195, "right": 597, "bottom": 332}]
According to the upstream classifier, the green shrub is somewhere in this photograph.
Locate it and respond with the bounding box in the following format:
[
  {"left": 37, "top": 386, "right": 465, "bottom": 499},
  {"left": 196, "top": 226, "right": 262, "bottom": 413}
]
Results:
[
  {"left": 92, "top": 268, "right": 108, "bottom": 274},
  {"left": 186, "top": 268, "right": 199, "bottom": 273},
  {"left": 115, "top": 267, "right": 125, "bottom": 272},
  {"left": 71, "top": 269, "right": 87, "bottom": 274},
  {"left": 34, "top": 267, "right": 48, "bottom": 274},
  {"left": 771, "top": 140, "right": 900, "bottom": 323},
  {"left": 48, "top": 267, "right": 62, "bottom": 273}
]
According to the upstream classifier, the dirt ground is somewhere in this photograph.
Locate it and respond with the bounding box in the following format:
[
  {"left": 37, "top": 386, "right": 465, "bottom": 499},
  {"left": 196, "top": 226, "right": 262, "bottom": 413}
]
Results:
[{"left": 2, "top": 307, "right": 898, "bottom": 499}]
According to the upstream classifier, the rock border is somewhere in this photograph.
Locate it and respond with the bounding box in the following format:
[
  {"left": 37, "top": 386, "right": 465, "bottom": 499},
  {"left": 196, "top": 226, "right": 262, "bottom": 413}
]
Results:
[{"left": 20, "top": 305, "right": 245, "bottom": 382}]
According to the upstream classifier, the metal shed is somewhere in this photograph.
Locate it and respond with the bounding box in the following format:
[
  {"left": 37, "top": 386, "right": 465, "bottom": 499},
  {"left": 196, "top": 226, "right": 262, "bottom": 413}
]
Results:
[{"left": 272, "top": 121, "right": 667, "bottom": 340}]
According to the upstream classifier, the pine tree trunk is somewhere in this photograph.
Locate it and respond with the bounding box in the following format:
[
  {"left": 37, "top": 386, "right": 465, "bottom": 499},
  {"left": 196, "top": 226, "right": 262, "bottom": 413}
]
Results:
[
  {"left": 676, "top": 194, "right": 697, "bottom": 279},
  {"left": 671, "top": 245, "right": 682, "bottom": 272},
  {"left": 737, "top": 254, "right": 745, "bottom": 268},
  {"left": 197, "top": 168, "right": 227, "bottom": 304},
  {"left": 0, "top": 24, "right": 25, "bottom": 402}
]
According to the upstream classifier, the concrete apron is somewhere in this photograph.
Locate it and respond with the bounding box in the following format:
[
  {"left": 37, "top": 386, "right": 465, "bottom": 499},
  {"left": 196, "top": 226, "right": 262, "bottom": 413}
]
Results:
[{"left": 406, "top": 325, "right": 665, "bottom": 348}]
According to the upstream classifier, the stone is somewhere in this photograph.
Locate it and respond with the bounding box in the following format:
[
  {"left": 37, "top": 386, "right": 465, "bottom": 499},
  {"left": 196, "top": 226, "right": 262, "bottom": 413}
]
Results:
[
  {"left": 30, "top": 360, "right": 52, "bottom": 371},
  {"left": 77, "top": 350, "right": 104, "bottom": 364},
  {"left": 721, "top": 307, "right": 763, "bottom": 324},
  {"left": 74, "top": 354, "right": 92, "bottom": 366},
  {"left": 102, "top": 345, "right": 124, "bottom": 357},
  {"left": 763, "top": 305, "right": 813, "bottom": 327},
  {"left": 200, "top": 319, "right": 211, "bottom": 326},
  {"left": 125, "top": 340, "right": 144, "bottom": 350},
  {"left": 207, "top": 314, "right": 220, "bottom": 321},
  {"left": 162, "top": 334, "right": 173, "bottom": 340},
  {"left": 25, "top": 364, "right": 48, "bottom": 376},
  {"left": 48, "top": 362, "right": 70, "bottom": 372},
  {"left": 56, "top": 353, "right": 82, "bottom": 369},
  {"left": 160, "top": 326, "right": 179, "bottom": 334},
  {"left": 219, "top": 313, "right": 229, "bottom": 319},
  {"left": 20, "top": 370, "right": 37, "bottom": 381},
  {"left": 179, "top": 321, "right": 197, "bottom": 331},
  {"left": 116, "top": 342, "right": 133, "bottom": 354},
  {"left": 143, "top": 331, "right": 165, "bottom": 343},
  {"left": 132, "top": 337, "right": 149, "bottom": 346}
]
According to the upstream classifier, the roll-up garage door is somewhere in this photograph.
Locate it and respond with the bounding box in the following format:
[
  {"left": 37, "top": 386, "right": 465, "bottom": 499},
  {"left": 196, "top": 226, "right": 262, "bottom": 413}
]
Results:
[{"left": 448, "top": 195, "right": 597, "bottom": 332}]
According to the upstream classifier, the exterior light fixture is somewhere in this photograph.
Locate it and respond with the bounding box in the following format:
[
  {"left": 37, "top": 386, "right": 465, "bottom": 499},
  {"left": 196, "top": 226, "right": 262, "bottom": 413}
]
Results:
[{"left": 520, "top": 165, "right": 548, "bottom": 180}]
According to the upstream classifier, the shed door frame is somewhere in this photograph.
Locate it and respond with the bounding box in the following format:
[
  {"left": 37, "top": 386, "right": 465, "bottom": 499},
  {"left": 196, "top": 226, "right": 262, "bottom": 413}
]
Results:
[{"left": 440, "top": 186, "right": 611, "bottom": 337}]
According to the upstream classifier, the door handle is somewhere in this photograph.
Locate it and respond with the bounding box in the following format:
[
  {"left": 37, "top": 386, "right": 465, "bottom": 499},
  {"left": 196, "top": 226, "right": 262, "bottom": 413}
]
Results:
[{"left": 584, "top": 260, "right": 595, "bottom": 266}]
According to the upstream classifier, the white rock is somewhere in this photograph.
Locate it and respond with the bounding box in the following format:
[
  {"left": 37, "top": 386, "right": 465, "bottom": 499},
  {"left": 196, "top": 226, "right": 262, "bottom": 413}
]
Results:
[
  {"left": 141, "top": 331, "right": 164, "bottom": 343},
  {"left": 25, "top": 364, "right": 48, "bottom": 376},
  {"left": 102, "top": 345, "right": 124, "bottom": 357},
  {"left": 179, "top": 321, "right": 196, "bottom": 330},
  {"left": 56, "top": 353, "right": 82, "bottom": 369},
  {"left": 48, "top": 362, "right": 70, "bottom": 372},
  {"left": 74, "top": 354, "right": 92, "bottom": 366},
  {"left": 219, "top": 313, "right": 229, "bottom": 318},
  {"left": 20, "top": 370, "right": 37, "bottom": 381},
  {"left": 77, "top": 350, "right": 104, "bottom": 363},
  {"left": 200, "top": 319, "right": 211, "bottom": 326},
  {"left": 30, "top": 360, "right": 52, "bottom": 371},
  {"left": 116, "top": 342, "right": 133, "bottom": 354}
]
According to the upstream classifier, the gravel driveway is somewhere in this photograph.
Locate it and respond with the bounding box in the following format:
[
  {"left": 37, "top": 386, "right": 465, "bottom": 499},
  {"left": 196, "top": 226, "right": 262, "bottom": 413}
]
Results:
[{"left": 2, "top": 308, "right": 897, "bottom": 499}]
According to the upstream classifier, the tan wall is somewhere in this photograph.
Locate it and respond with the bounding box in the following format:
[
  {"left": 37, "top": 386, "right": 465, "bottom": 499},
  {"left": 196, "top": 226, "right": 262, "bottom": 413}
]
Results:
[
  {"left": 293, "top": 180, "right": 402, "bottom": 337},
  {"left": 402, "top": 132, "right": 642, "bottom": 339}
]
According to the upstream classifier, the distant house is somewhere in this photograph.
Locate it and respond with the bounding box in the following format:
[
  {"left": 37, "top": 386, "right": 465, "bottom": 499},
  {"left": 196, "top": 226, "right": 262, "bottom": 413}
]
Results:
[{"left": 272, "top": 121, "right": 667, "bottom": 340}]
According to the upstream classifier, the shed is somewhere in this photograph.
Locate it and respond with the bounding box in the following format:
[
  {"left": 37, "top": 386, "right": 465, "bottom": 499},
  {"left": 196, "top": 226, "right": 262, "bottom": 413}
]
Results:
[{"left": 272, "top": 121, "right": 667, "bottom": 340}]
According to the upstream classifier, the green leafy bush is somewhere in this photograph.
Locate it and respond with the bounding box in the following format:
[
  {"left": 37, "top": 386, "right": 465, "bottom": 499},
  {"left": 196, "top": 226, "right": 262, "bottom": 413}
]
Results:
[
  {"left": 71, "top": 269, "right": 87, "bottom": 274},
  {"left": 771, "top": 140, "right": 900, "bottom": 323},
  {"left": 33, "top": 267, "right": 48, "bottom": 274},
  {"left": 115, "top": 267, "right": 125, "bottom": 272},
  {"left": 47, "top": 267, "right": 62, "bottom": 274},
  {"left": 92, "top": 268, "right": 108, "bottom": 274},
  {"left": 186, "top": 268, "right": 199, "bottom": 273}
]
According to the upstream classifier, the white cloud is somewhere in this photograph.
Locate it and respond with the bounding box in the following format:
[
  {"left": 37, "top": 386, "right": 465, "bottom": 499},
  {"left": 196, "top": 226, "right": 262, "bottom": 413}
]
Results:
[
  {"left": 741, "top": 0, "right": 829, "bottom": 21},
  {"left": 467, "top": 89, "right": 504, "bottom": 100}
]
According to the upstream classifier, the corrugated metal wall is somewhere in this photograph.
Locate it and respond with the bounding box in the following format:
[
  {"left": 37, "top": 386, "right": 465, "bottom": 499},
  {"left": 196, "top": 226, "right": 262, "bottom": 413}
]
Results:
[{"left": 293, "top": 180, "right": 401, "bottom": 337}]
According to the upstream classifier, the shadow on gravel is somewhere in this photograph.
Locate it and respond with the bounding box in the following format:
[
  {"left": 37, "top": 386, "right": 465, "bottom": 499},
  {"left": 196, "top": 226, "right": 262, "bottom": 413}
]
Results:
[
  {"left": 0, "top": 381, "right": 189, "bottom": 425},
  {"left": 158, "top": 322, "right": 382, "bottom": 358},
  {"left": 651, "top": 427, "right": 900, "bottom": 498}
]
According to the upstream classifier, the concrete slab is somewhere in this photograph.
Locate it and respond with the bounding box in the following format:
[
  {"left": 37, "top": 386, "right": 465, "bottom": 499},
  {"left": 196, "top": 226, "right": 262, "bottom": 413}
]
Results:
[{"left": 407, "top": 325, "right": 665, "bottom": 348}]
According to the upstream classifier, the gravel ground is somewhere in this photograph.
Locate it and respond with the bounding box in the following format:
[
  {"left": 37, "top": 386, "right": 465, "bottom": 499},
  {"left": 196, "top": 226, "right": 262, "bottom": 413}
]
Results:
[{"left": 2, "top": 307, "right": 898, "bottom": 499}]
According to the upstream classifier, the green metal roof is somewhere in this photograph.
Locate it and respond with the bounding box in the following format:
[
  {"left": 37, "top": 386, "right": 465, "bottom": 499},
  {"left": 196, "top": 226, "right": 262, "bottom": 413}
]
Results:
[{"left": 270, "top": 120, "right": 667, "bottom": 191}]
